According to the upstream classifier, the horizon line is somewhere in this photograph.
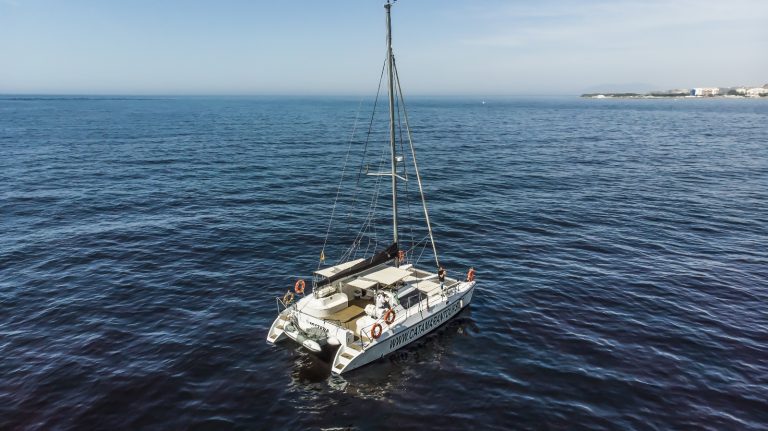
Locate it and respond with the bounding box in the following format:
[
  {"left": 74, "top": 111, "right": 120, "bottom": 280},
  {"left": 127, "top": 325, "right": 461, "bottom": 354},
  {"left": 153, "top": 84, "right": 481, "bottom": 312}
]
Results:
[{"left": 0, "top": 92, "right": 583, "bottom": 98}]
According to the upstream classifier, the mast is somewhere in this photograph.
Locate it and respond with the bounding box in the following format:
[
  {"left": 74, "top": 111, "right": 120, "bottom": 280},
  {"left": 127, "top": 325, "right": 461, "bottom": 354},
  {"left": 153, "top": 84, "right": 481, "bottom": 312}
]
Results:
[{"left": 385, "top": 1, "right": 399, "bottom": 255}]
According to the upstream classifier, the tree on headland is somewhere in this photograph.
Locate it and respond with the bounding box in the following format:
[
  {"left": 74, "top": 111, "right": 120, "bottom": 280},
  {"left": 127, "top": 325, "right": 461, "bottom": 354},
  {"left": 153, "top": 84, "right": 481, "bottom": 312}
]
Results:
[
  {"left": 580, "top": 93, "right": 642, "bottom": 98},
  {"left": 649, "top": 91, "right": 689, "bottom": 97}
]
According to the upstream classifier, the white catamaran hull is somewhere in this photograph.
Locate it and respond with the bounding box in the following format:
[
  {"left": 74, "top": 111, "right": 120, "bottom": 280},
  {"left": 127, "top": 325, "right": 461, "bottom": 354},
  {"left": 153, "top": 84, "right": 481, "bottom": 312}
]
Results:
[
  {"left": 332, "top": 281, "right": 475, "bottom": 374},
  {"left": 267, "top": 278, "right": 475, "bottom": 374}
]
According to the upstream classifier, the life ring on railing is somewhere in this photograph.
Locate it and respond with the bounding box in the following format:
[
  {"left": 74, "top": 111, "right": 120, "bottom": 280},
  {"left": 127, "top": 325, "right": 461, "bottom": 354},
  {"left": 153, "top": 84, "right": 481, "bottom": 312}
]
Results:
[
  {"left": 282, "top": 290, "right": 295, "bottom": 305},
  {"left": 398, "top": 250, "right": 405, "bottom": 262},
  {"left": 384, "top": 308, "right": 396, "bottom": 325},
  {"left": 467, "top": 267, "right": 476, "bottom": 282},
  {"left": 294, "top": 279, "right": 306, "bottom": 295},
  {"left": 371, "top": 323, "right": 383, "bottom": 339}
]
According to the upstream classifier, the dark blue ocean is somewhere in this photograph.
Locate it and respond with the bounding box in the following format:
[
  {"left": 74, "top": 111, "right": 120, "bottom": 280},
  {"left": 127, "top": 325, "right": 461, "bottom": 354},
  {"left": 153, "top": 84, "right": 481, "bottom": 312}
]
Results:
[{"left": 1, "top": 95, "right": 767, "bottom": 430}]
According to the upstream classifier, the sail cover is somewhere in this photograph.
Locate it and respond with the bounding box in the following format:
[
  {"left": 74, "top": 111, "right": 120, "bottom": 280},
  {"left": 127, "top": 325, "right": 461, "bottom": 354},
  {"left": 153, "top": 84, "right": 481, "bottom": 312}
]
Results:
[
  {"left": 316, "top": 243, "right": 399, "bottom": 287},
  {"left": 314, "top": 258, "right": 366, "bottom": 278}
]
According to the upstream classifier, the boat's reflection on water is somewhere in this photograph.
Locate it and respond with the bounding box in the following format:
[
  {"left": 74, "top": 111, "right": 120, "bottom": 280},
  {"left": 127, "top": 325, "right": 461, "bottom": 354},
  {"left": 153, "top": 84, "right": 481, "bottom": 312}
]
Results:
[{"left": 289, "top": 308, "right": 478, "bottom": 398}]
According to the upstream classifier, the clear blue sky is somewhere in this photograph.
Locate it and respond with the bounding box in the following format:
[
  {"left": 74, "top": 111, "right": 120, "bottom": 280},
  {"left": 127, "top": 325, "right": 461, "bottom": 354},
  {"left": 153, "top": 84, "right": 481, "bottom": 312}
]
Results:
[{"left": 1, "top": 0, "right": 766, "bottom": 95}]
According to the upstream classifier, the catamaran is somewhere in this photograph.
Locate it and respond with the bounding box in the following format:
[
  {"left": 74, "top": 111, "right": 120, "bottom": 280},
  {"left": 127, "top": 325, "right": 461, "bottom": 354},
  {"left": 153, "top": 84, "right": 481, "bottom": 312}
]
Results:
[{"left": 266, "top": 1, "right": 477, "bottom": 374}]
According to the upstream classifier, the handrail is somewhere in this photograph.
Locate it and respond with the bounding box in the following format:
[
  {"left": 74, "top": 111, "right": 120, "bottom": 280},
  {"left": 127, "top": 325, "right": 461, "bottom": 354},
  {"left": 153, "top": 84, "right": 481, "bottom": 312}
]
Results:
[
  {"left": 443, "top": 280, "right": 460, "bottom": 296},
  {"left": 357, "top": 281, "right": 464, "bottom": 347},
  {"left": 356, "top": 306, "right": 398, "bottom": 349},
  {"left": 275, "top": 296, "right": 293, "bottom": 314}
]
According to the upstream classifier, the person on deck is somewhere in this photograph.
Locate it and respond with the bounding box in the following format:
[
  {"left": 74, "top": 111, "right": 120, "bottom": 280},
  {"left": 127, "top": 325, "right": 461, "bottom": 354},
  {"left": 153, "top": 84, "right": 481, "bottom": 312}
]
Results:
[
  {"left": 438, "top": 266, "right": 446, "bottom": 290},
  {"left": 376, "top": 291, "right": 390, "bottom": 312}
]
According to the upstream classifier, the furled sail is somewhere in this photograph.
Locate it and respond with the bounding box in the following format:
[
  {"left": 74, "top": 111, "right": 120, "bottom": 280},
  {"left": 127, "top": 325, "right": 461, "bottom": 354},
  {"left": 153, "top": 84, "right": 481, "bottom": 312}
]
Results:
[{"left": 316, "top": 243, "right": 399, "bottom": 287}]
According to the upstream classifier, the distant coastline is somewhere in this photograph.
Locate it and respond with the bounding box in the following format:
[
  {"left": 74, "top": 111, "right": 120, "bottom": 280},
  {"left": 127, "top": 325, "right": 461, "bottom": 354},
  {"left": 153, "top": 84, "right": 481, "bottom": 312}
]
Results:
[{"left": 582, "top": 84, "right": 768, "bottom": 99}]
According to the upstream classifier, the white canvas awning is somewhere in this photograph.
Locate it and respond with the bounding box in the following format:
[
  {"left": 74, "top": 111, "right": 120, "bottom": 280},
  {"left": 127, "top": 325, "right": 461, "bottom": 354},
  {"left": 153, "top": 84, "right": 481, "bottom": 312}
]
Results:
[
  {"left": 364, "top": 266, "right": 411, "bottom": 286},
  {"left": 347, "top": 278, "right": 378, "bottom": 290},
  {"left": 314, "top": 258, "right": 365, "bottom": 278}
]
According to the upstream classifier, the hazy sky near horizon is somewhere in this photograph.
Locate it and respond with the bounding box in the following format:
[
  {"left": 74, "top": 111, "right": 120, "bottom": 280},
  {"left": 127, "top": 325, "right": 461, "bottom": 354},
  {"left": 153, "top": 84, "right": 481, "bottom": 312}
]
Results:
[{"left": 1, "top": 0, "right": 766, "bottom": 95}]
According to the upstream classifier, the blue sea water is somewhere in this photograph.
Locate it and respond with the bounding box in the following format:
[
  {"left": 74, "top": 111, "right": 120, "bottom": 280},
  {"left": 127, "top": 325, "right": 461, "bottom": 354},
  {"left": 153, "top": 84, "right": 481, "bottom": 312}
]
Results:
[{"left": 1, "top": 95, "right": 767, "bottom": 430}]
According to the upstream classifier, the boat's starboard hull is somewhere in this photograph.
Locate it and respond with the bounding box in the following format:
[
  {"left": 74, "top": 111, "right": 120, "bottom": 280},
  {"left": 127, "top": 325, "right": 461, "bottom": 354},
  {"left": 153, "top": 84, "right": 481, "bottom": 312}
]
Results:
[{"left": 330, "top": 281, "right": 475, "bottom": 373}]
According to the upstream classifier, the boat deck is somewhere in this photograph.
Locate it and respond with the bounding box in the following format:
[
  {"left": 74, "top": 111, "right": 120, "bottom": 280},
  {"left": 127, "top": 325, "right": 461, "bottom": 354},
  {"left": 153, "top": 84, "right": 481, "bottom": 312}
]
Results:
[
  {"left": 325, "top": 298, "right": 371, "bottom": 329},
  {"left": 306, "top": 265, "right": 462, "bottom": 340}
]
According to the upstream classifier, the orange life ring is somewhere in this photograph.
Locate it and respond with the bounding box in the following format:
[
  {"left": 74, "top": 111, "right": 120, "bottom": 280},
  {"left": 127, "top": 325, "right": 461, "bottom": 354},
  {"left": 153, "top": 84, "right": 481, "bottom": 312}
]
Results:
[
  {"left": 384, "top": 308, "right": 396, "bottom": 325},
  {"left": 371, "top": 323, "right": 383, "bottom": 339},
  {"left": 294, "top": 279, "right": 306, "bottom": 295},
  {"left": 467, "top": 268, "right": 476, "bottom": 282},
  {"left": 398, "top": 250, "right": 405, "bottom": 262},
  {"left": 282, "top": 291, "right": 294, "bottom": 305}
]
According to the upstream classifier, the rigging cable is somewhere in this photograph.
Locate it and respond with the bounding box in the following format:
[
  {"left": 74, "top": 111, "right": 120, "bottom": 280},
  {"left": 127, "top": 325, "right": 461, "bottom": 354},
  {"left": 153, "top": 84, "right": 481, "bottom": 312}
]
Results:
[
  {"left": 347, "top": 55, "right": 388, "bottom": 235},
  {"left": 326, "top": 55, "right": 388, "bottom": 266},
  {"left": 348, "top": 145, "right": 387, "bottom": 261},
  {"left": 393, "top": 56, "right": 416, "bottom": 261},
  {"left": 343, "top": 53, "right": 389, "bottom": 261},
  {"left": 394, "top": 61, "right": 440, "bottom": 269},
  {"left": 318, "top": 97, "right": 365, "bottom": 270}
]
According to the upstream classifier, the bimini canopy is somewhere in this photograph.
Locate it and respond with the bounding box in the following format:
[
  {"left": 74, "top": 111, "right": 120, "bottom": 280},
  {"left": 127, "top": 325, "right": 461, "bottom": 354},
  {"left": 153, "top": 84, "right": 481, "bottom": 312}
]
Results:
[
  {"left": 316, "top": 243, "right": 399, "bottom": 287},
  {"left": 346, "top": 266, "right": 411, "bottom": 290},
  {"left": 364, "top": 266, "right": 411, "bottom": 286}
]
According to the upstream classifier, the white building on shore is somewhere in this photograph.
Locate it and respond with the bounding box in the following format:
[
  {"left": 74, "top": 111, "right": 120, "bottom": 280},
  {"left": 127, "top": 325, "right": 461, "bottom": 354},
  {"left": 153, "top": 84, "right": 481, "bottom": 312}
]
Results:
[
  {"left": 691, "top": 87, "right": 720, "bottom": 97},
  {"left": 746, "top": 87, "right": 768, "bottom": 97}
]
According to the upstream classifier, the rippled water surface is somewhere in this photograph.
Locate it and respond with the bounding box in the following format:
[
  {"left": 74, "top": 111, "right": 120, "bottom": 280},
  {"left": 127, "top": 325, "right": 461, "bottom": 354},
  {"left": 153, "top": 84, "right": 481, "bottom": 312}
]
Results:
[{"left": 1, "top": 96, "right": 767, "bottom": 430}]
